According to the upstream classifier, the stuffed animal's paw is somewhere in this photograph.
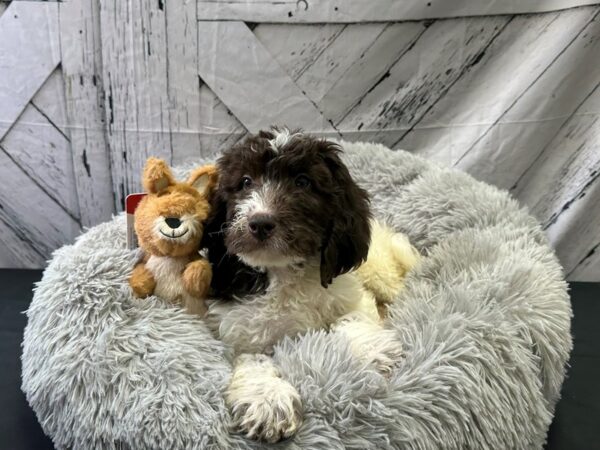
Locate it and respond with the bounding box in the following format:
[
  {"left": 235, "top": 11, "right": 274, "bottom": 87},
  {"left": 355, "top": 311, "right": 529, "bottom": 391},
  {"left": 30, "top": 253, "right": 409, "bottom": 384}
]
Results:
[
  {"left": 182, "top": 259, "right": 212, "bottom": 298},
  {"left": 129, "top": 263, "right": 156, "bottom": 298}
]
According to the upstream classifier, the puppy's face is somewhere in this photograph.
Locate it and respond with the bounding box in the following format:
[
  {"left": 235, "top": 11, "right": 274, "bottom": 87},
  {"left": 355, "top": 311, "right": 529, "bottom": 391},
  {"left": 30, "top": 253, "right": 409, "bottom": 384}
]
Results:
[{"left": 215, "top": 129, "right": 371, "bottom": 287}]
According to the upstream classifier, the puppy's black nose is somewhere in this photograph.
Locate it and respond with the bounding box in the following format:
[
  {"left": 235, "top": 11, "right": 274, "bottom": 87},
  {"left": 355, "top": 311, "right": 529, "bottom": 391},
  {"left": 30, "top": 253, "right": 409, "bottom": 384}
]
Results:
[
  {"left": 248, "top": 215, "right": 276, "bottom": 241},
  {"left": 165, "top": 217, "right": 182, "bottom": 229}
]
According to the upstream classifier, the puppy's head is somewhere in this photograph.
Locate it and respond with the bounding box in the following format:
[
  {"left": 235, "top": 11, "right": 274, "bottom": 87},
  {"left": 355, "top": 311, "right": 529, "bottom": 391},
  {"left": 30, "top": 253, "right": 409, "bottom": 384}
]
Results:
[{"left": 214, "top": 128, "right": 371, "bottom": 287}]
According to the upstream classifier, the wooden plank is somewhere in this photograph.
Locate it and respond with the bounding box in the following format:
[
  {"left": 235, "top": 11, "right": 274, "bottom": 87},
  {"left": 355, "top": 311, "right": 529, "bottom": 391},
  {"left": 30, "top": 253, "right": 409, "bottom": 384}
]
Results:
[
  {"left": 99, "top": 0, "right": 172, "bottom": 209},
  {"left": 197, "top": 21, "right": 336, "bottom": 134},
  {"left": 0, "top": 222, "right": 46, "bottom": 269},
  {"left": 394, "top": 8, "right": 592, "bottom": 161},
  {"left": 29, "top": 68, "right": 69, "bottom": 137},
  {"left": 0, "top": 1, "right": 60, "bottom": 140},
  {"left": 256, "top": 22, "right": 428, "bottom": 132},
  {"left": 511, "top": 84, "right": 600, "bottom": 278},
  {"left": 337, "top": 15, "right": 511, "bottom": 147},
  {"left": 546, "top": 175, "right": 600, "bottom": 281},
  {"left": 569, "top": 242, "right": 600, "bottom": 281},
  {"left": 0, "top": 146, "right": 81, "bottom": 262},
  {"left": 454, "top": 8, "right": 600, "bottom": 188},
  {"left": 165, "top": 0, "right": 204, "bottom": 165},
  {"left": 0, "top": 241, "right": 19, "bottom": 268},
  {"left": 253, "top": 23, "right": 345, "bottom": 86},
  {"left": 316, "top": 23, "right": 428, "bottom": 126},
  {"left": 196, "top": 83, "right": 247, "bottom": 162},
  {"left": 0, "top": 104, "right": 80, "bottom": 220},
  {"left": 197, "top": 0, "right": 599, "bottom": 23},
  {"left": 60, "top": 0, "right": 116, "bottom": 226}
]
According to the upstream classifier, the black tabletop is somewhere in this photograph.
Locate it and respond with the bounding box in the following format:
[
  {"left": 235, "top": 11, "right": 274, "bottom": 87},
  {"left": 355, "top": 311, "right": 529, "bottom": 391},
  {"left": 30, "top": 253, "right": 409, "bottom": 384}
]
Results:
[{"left": 0, "top": 269, "right": 598, "bottom": 449}]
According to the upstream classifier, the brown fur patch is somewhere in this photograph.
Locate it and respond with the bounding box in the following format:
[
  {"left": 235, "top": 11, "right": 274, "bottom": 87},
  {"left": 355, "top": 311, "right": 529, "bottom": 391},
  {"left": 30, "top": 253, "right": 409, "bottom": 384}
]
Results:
[
  {"left": 134, "top": 187, "right": 212, "bottom": 257},
  {"left": 129, "top": 263, "right": 156, "bottom": 298},
  {"left": 182, "top": 258, "right": 213, "bottom": 298},
  {"left": 130, "top": 159, "right": 218, "bottom": 312}
]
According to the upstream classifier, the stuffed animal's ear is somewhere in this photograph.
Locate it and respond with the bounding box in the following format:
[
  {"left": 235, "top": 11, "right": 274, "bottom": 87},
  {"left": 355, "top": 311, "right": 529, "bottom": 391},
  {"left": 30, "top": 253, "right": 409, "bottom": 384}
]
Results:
[
  {"left": 143, "top": 158, "right": 176, "bottom": 194},
  {"left": 187, "top": 165, "right": 219, "bottom": 197}
]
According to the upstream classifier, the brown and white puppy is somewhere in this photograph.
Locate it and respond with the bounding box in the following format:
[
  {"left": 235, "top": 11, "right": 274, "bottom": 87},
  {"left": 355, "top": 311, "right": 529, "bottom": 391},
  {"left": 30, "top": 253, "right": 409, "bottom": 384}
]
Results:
[{"left": 204, "top": 128, "right": 419, "bottom": 442}]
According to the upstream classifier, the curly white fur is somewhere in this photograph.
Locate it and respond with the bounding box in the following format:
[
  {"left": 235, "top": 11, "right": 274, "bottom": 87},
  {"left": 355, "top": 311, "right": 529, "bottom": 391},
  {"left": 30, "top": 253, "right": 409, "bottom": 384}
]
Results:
[
  {"left": 226, "top": 354, "right": 303, "bottom": 443},
  {"left": 206, "top": 221, "right": 416, "bottom": 441}
]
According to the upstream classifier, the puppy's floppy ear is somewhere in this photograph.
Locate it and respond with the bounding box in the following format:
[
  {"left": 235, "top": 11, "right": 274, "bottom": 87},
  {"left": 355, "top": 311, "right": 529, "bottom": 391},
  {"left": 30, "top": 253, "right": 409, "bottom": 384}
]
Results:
[
  {"left": 319, "top": 142, "right": 371, "bottom": 288},
  {"left": 143, "top": 158, "right": 176, "bottom": 194},
  {"left": 187, "top": 164, "right": 219, "bottom": 197}
]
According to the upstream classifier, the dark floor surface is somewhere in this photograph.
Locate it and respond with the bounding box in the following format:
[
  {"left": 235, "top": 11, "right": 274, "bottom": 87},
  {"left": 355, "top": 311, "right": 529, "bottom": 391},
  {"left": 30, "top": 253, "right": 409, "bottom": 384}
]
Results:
[{"left": 0, "top": 269, "right": 598, "bottom": 449}]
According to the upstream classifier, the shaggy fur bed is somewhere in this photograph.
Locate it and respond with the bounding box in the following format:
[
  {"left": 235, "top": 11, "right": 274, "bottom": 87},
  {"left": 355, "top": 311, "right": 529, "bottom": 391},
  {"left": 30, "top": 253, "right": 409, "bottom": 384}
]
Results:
[{"left": 22, "top": 142, "right": 572, "bottom": 449}]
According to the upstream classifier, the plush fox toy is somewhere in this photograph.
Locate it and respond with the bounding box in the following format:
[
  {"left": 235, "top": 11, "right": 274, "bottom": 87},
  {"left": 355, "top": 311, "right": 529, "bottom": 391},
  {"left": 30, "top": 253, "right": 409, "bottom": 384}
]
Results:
[{"left": 129, "top": 158, "right": 218, "bottom": 316}]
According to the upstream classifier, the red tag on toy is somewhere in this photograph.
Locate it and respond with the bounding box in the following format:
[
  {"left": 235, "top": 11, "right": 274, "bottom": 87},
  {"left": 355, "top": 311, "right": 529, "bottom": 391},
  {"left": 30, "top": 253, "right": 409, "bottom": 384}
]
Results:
[{"left": 126, "top": 193, "right": 147, "bottom": 250}]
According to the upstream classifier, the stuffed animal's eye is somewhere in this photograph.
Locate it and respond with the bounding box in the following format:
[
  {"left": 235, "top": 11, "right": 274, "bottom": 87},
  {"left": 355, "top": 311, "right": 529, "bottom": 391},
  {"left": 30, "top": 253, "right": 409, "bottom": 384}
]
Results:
[
  {"left": 295, "top": 174, "right": 311, "bottom": 188},
  {"left": 240, "top": 176, "right": 253, "bottom": 190}
]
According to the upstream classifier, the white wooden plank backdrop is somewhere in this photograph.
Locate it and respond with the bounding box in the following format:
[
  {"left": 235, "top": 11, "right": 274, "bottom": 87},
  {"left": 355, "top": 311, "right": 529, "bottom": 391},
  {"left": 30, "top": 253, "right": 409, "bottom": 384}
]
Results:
[{"left": 0, "top": 0, "right": 598, "bottom": 281}]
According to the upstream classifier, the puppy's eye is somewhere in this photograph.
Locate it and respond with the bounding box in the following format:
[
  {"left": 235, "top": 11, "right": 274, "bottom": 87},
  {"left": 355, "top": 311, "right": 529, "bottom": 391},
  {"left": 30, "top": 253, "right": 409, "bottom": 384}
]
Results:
[
  {"left": 240, "top": 176, "right": 253, "bottom": 190},
  {"left": 295, "top": 174, "right": 311, "bottom": 188}
]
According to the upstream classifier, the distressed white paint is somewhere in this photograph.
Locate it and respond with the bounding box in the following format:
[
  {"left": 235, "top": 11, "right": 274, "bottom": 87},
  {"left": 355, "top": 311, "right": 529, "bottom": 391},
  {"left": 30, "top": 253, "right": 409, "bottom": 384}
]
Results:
[
  {"left": 317, "top": 23, "right": 428, "bottom": 123},
  {"left": 546, "top": 175, "right": 600, "bottom": 281},
  {"left": 253, "top": 23, "right": 346, "bottom": 92},
  {"left": 0, "top": 241, "right": 22, "bottom": 268},
  {"left": 397, "top": 9, "right": 593, "bottom": 161},
  {"left": 456, "top": 10, "right": 600, "bottom": 191},
  {"left": 197, "top": 21, "right": 336, "bottom": 134},
  {"left": 197, "top": 0, "right": 599, "bottom": 23},
  {"left": 513, "top": 85, "right": 600, "bottom": 279},
  {"left": 99, "top": 0, "right": 173, "bottom": 206},
  {"left": 0, "top": 2, "right": 598, "bottom": 280},
  {"left": 166, "top": 0, "right": 204, "bottom": 165},
  {"left": 0, "top": 2, "right": 60, "bottom": 140},
  {"left": 337, "top": 16, "right": 513, "bottom": 147},
  {"left": 0, "top": 219, "right": 47, "bottom": 269},
  {"left": 198, "top": 83, "right": 248, "bottom": 157},
  {"left": 0, "top": 103, "right": 80, "bottom": 220},
  {"left": 59, "top": 0, "right": 115, "bottom": 227},
  {"left": 0, "top": 146, "right": 81, "bottom": 264},
  {"left": 29, "top": 69, "right": 68, "bottom": 137}
]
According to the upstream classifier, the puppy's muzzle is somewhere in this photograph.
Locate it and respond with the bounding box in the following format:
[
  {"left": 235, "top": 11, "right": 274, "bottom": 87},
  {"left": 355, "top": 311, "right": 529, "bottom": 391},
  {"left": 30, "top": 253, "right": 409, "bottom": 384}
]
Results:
[{"left": 248, "top": 214, "right": 276, "bottom": 241}]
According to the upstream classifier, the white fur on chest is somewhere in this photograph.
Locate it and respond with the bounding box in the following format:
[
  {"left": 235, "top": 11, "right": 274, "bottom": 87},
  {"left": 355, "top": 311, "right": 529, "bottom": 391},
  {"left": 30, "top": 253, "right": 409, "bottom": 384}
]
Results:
[
  {"left": 206, "top": 265, "right": 378, "bottom": 355},
  {"left": 145, "top": 255, "right": 191, "bottom": 305}
]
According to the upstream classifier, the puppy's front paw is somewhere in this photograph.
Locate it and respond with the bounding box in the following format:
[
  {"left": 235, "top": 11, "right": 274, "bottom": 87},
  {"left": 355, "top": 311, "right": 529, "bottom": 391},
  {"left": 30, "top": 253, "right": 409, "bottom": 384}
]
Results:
[{"left": 226, "top": 355, "right": 302, "bottom": 443}]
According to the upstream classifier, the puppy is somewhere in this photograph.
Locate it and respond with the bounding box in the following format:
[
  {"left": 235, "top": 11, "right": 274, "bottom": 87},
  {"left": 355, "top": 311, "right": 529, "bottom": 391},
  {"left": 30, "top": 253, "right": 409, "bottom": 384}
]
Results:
[{"left": 203, "top": 128, "right": 419, "bottom": 442}]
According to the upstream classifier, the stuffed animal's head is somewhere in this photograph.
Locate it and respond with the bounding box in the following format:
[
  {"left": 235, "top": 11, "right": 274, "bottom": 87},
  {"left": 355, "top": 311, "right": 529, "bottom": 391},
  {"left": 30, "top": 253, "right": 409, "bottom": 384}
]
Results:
[{"left": 134, "top": 158, "right": 219, "bottom": 257}]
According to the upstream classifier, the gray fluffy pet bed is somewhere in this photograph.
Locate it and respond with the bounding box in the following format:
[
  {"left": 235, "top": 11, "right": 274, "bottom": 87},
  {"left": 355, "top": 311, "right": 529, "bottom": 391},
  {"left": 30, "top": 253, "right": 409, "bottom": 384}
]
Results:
[{"left": 22, "top": 142, "right": 572, "bottom": 449}]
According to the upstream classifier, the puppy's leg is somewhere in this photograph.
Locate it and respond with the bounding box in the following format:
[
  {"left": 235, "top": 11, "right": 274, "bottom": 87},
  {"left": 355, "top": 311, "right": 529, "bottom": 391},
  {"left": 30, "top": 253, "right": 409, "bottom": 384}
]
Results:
[
  {"left": 355, "top": 220, "right": 420, "bottom": 311},
  {"left": 226, "top": 353, "right": 302, "bottom": 443},
  {"left": 333, "top": 313, "right": 404, "bottom": 376}
]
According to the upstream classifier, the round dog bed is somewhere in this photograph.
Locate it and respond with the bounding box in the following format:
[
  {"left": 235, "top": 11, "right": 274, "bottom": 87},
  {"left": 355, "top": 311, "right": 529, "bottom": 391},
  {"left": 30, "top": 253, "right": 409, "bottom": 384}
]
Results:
[{"left": 22, "top": 142, "right": 572, "bottom": 449}]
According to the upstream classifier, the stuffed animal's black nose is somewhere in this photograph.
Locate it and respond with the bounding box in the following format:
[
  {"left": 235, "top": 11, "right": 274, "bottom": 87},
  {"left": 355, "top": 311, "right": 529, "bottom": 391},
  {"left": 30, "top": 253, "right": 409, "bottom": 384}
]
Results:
[
  {"left": 165, "top": 217, "right": 182, "bottom": 229},
  {"left": 248, "top": 215, "right": 276, "bottom": 241}
]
